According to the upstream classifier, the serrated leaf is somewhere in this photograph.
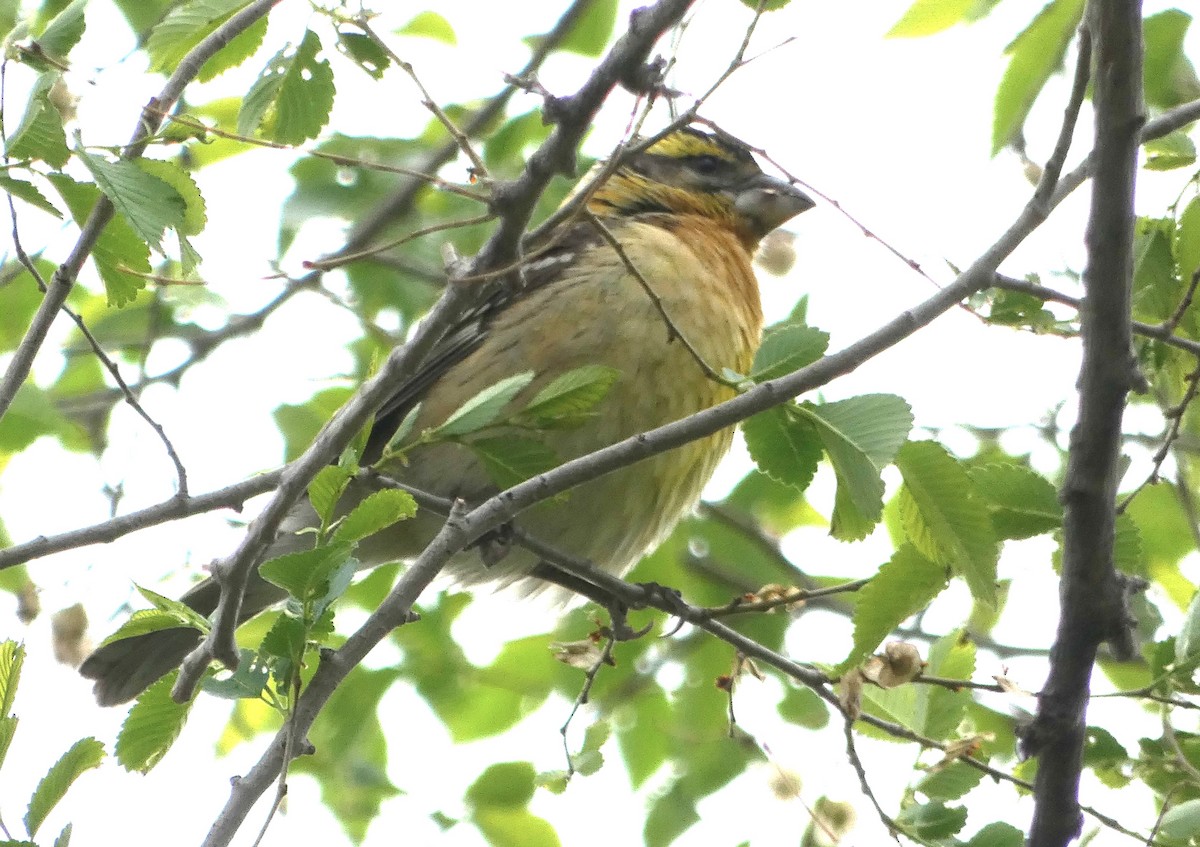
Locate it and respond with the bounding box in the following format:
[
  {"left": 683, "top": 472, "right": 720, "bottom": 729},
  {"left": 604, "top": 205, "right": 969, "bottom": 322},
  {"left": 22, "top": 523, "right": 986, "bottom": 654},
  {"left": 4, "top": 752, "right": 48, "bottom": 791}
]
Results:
[
  {"left": 470, "top": 435, "right": 560, "bottom": 490},
  {"left": 25, "top": 737, "right": 104, "bottom": 836},
  {"left": 992, "top": 0, "right": 1086, "bottom": 154},
  {"left": 147, "top": 0, "right": 266, "bottom": 82},
  {"left": 238, "top": 29, "right": 335, "bottom": 145},
  {"left": 47, "top": 173, "right": 152, "bottom": 307},
  {"left": 76, "top": 146, "right": 187, "bottom": 251},
  {"left": 798, "top": 394, "right": 912, "bottom": 540},
  {"left": 842, "top": 544, "right": 946, "bottom": 671},
  {"left": 116, "top": 673, "right": 191, "bottom": 772},
  {"left": 0, "top": 639, "right": 24, "bottom": 716},
  {"left": 743, "top": 406, "right": 821, "bottom": 491},
  {"left": 137, "top": 158, "right": 207, "bottom": 236},
  {"left": 135, "top": 584, "right": 212, "bottom": 632},
  {"left": 398, "top": 11, "right": 456, "bottom": 45},
  {"left": 434, "top": 371, "right": 535, "bottom": 437},
  {"left": 0, "top": 173, "right": 62, "bottom": 217},
  {"left": 750, "top": 324, "right": 828, "bottom": 382},
  {"left": 968, "top": 463, "right": 1062, "bottom": 539},
  {"left": 308, "top": 464, "right": 353, "bottom": 526},
  {"left": 97, "top": 609, "right": 203, "bottom": 648},
  {"left": 35, "top": 0, "right": 86, "bottom": 59},
  {"left": 897, "top": 442, "right": 998, "bottom": 606},
  {"left": 0, "top": 716, "right": 17, "bottom": 773},
  {"left": 518, "top": 365, "right": 620, "bottom": 427},
  {"left": 258, "top": 543, "right": 355, "bottom": 602},
  {"left": 887, "top": 0, "right": 975, "bottom": 37},
  {"left": 5, "top": 72, "right": 69, "bottom": 167},
  {"left": 54, "top": 822, "right": 72, "bottom": 847},
  {"left": 333, "top": 488, "right": 417, "bottom": 543}
]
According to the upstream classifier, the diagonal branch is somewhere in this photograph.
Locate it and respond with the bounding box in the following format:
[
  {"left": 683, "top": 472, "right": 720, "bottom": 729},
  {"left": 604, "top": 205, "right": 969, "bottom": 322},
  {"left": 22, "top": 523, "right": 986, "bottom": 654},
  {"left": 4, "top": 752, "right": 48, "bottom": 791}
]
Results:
[{"left": 0, "top": 0, "right": 287, "bottom": 423}]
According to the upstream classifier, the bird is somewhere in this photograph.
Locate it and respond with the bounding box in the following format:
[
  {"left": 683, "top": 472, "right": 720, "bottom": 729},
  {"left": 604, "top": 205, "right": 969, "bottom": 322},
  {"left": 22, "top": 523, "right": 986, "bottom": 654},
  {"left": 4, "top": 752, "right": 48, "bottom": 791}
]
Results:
[{"left": 80, "top": 125, "right": 815, "bottom": 705}]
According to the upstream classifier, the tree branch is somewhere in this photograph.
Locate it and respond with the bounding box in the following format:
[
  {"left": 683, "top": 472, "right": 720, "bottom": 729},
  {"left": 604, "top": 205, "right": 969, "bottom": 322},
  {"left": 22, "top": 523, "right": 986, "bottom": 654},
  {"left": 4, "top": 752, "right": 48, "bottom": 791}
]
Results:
[
  {"left": 0, "top": 0, "right": 287, "bottom": 422},
  {"left": 1026, "top": 4, "right": 1145, "bottom": 846}
]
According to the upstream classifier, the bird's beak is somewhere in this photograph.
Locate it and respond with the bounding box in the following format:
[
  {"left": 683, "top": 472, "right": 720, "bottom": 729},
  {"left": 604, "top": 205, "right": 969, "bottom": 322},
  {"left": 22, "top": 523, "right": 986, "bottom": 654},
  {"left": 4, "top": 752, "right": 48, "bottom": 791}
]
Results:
[{"left": 735, "top": 174, "right": 815, "bottom": 239}]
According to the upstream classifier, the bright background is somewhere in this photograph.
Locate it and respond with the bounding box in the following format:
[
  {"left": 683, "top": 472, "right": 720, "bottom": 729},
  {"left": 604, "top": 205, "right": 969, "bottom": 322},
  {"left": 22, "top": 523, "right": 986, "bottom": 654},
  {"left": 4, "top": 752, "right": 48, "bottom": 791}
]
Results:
[{"left": 1, "top": 1, "right": 1197, "bottom": 844}]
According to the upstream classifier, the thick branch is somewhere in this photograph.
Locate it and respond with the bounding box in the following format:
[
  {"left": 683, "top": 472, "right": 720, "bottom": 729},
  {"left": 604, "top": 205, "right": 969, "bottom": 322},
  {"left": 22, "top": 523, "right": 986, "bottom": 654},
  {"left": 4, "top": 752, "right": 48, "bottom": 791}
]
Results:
[{"left": 1026, "top": 4, "right": 1144, "bottom": 846}]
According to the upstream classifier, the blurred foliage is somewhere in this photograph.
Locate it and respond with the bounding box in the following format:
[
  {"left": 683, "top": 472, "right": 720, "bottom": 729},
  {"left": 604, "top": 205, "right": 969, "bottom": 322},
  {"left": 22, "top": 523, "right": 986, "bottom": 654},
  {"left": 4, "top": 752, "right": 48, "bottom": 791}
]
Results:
[{"left": 2, "top": 0, "right": 1200, "bottom": 845}]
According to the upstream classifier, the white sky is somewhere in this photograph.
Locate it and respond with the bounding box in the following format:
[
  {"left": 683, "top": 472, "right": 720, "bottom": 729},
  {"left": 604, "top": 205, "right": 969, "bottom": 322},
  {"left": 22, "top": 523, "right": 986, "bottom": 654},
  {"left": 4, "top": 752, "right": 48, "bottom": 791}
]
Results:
[{"left": 2, "top": 0, "right": 1199, "bottom": 845}]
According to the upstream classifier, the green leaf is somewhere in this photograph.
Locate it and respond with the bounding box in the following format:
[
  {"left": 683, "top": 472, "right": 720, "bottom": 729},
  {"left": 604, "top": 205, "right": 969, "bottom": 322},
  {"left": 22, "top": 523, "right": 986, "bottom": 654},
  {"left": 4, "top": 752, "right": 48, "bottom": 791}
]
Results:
[
  {"left": 1143, "top": 10, "right": 1200, "bottom": 110},
  {"left": 777, "top": 685, "right": 830, "bottom": 729},
  {"left": 472, "top": 808, "right": 561, "bottom": 847},
  {"left": 274, "top": 386, "right": 352, "bottom": 461},
  {"left": 896, "top": 802, "right": 968, "bottom": 840},
  {"left": 136, "top": 159, "right": 207, "bottom": 236},
  {"left": 992, "top": 0, "right": 1086, "bottom": 154},
  {"left": 135, "top": 584, "right": 212, "bottom": 632},
  {"left": 842, "top": 544, "right": 947, "bottom": 671},
  {"left": 35, "top": 0, "right": 86, "bottom": 59},
  {"left": 1161, "top": 799, "right": 1200, "bottom": 842},
  {"left": 0, "top": 0, "right": 17, "bottom": 42},
  {"left": 556, "top": 0, "right": 617, "bottom": 56},
  {"left": 968, "top": 463, "right": 1062, "bottom": 539},
  {"left": 1178, "top": 196, "right": 1200, "bottom": 283},
  {"left": 1177, "top": 590, "right": 1200, "bottom": 666},
  {"left": 238, "top": 29, "right": 335, "bottom": 145},
  {"left": 96, "top": 608, "right": 203, "bottom": 648},
  {"left": 0, "top": 173, "right": 62, "bottom": 218},
  {"left": 966, "top": 822, "right": 1025, "bottom": 847},
  {"left": 147, "top": 0, "right": 267, "bottom": 82},
  {"left": 750, "top": 324, "right": 828, "bottom": 381},
  {"left": 466, "top": 762, "right": 536, "bottom": 809},
  {"left": 333, "top": 488, "right": 417, "bottom": 543},
  {"left": 46, "top": 173, "right": 152, "bottom": 307},
  {"left": 799, "top": 394, "right": 912, "bottom": 540},
  {"left": 76, "top": 146, "right": 187, "bottom": 251},
  {"left": 862, "top": 630, "right": 975, "bottom": 740},
  {"left": 398, "top": 11, "right": 456, "bottom": 45},
  {"left": 54, "top": 823, "right": 73, "bottom": 847},
  {"left": 887, "top": 0, "right": 975, "bottom": 37},
  {"left": 25, "top": 737, "right": 104, "bottom": 836},
  {"left": 434, "top": 371, "right": 535, "bottom": 437},
  {"left": 916, "top": 761, "right": 986, "bottom": 800},
  {"left": 308, "top": 464, "right": 353, "bottom": 526},
  {"left": 897, "top": 441, "right": 998, "bottom": 606},
  {"left": 115, "top": 673, "right": 192, "bottom": 772},
  {"left": 336, "top": 31, "right": 389, "bottom": 78},
  {"left": 743, "top": 406, "right": 821, "bottom": 491},
  {"left": 201, "top": 650, "right": 270, "bottom": 699},
  {"left": 0, "top": 716, "right": 18, "bottom": 774},
  {"left": 5, "top": 72, "right": 69, "bottom": 167},
  {"left": 517, "top": 365, "right": 620, "bottom": 428},
  {"left": 0, "top": 640, "right": 25, "bottom": 716},
  {"left": 469, "top": 435, "right": 560, "bottom": 490},
  {"left": 258, "top": 543, "right": 356, "bottom": 602},
  {"left": 1144, "top": 131, "right": 1197, "bottom": 171}
]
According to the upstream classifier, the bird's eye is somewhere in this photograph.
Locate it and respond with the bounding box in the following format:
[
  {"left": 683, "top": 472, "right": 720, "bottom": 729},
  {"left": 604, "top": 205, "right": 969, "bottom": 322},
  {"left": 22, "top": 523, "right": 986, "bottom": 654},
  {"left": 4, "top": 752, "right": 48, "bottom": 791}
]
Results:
[{"left": 690, "top": 155, "right": 724, "bottom": 175}]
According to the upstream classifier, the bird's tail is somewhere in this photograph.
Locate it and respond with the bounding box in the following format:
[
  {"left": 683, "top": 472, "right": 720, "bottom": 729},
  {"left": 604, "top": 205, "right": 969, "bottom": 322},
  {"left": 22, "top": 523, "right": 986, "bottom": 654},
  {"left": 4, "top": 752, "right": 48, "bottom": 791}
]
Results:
[{"left": 80, "top": 567, "right": 287, "bottom": 706}]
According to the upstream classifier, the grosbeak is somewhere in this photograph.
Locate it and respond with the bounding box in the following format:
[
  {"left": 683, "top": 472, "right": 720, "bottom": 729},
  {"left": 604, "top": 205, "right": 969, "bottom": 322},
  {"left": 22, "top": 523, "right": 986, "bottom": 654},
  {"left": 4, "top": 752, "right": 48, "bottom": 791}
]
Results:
[{"left": 81, "top": 125, "right": 814, "bottom": 704}]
